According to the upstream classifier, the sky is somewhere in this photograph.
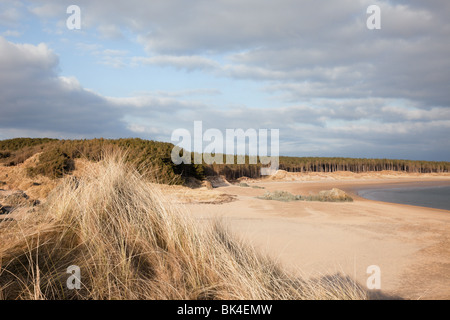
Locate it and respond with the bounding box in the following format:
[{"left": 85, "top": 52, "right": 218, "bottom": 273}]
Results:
[{"left": 0, "top": 0, "right": 449, "bottom": 161}]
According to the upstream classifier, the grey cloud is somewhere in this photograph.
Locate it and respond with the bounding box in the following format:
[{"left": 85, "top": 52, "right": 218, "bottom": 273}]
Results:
[
  {"left": 0, "top": 37, "right": 128, "bottom": 137},
  {"left": 0, "top": 1, "right": 23, "bottom": 28},
  {"left": 27, "top": 0, "right": 450, "bottom": 107},
  {"left": 120, "top": 96, "right": 450, "bottom": 160},
  {"left": 0, "top": 37, "right": 218, "bottom": 141}
]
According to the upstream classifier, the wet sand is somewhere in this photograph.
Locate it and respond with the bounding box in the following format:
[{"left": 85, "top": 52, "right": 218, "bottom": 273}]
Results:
[{"left": 185, "top": 177, "right": 450, "bottom": 299}]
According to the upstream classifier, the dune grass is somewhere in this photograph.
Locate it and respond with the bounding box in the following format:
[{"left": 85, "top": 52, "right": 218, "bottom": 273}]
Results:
[
  {"left": 0, "top": 152, "right": 366, "bottom": 300},
  {"left": 257, "top": 190, "right": 303, "bottom": 202},
  {"left": 238, "top": 182, "right": 250, "bottom": 187},
  {"left": 258, "top": 189, "right": 353, "bottom": 202}
]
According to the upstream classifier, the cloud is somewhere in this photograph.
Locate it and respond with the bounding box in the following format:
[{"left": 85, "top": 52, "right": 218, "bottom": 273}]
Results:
[
  {"left": 118, "top": 94, "right": 450, "bottom": 160},
  {"left": 29, "top": 2, "right": 63, "bottom": 18},
  {"left": 97, "top": 24, "right": 124, "bottom": 40},
  {"left": 0, "top": 1, "right": 23, "bottom": 27},
  {"left": 1, "top": 29, "right": 22, "bottom": 37},
  {"left": 24, "top": 1, "right": 450, "bottom": 107},
  {"left": 75, "top": 42, "right": 102, "bottom": 53},
  {"left": 132, "top": 89, "right": 222, "bottom": 98},
  {"left": 75, "top": 43, "right": 130, "bottom": 68},
  {"left": 134, "top": 55, "right": 220, "bottom": 72},
  {"left": 96, "top": 49, "right": 130, "bottom": 68},
  {"left": 0, "top": 37, "right": 218, "bottom": 140},
  {"left": 0, "top": 37, "right": 127, "bottom": 137}
]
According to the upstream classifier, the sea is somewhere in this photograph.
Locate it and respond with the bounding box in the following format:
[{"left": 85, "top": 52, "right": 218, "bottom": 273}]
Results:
[{"left": 357, "top": 184, "right": 450, "bottom": 211}]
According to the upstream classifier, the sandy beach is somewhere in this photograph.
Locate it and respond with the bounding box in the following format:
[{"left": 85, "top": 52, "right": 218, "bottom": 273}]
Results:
[{"left": 185, "top": 173, "right": 450, "bottom": 299}]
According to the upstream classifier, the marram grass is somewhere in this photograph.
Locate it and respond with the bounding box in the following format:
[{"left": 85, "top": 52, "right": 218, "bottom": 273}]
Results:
[{"left": 0, "top": 152, "right": 366, "bottom": 300}]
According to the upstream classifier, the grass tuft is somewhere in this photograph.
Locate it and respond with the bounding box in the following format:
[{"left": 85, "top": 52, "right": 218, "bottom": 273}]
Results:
[
  {"left": 258, "top": 189, "right": 353, "bottom": 203},
  {"left": 258, "top": 191, "right": 303, "bottom": 202}
]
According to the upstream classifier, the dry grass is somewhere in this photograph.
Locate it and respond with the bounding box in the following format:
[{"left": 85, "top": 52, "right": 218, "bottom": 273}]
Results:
[
  {"left": 0, "top": 153, "right": 57, "bottom": 202},
  {"left": 257, "top": 190, "right": 303, "bottom": 202},
  {"left": 257, "top": 189, "right": 353, "bottom": 202},
  {"left": 0, "top": 151, "right": 367, "bottom": 300}
]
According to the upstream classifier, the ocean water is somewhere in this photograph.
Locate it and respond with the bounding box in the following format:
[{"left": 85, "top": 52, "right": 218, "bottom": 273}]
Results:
[{"left": 357, "top": 185, "right": 450, "bottom": 211}]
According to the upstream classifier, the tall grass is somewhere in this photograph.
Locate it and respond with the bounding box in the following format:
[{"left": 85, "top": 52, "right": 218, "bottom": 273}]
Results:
[{"left": 0, "top": 152, "right": 367, "bottom": 300}]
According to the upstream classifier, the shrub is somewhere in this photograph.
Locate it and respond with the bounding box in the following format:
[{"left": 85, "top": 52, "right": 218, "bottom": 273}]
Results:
[
  {"left": 257, "top": 189, "right": 353, "bottom": 202},
  {"left": 257, "top": 191, "right": 303, "bottom": 202},
  {"left": 27, "top": 149, "right": 74, "bottom": 178},
  {"left": 251, "top": 185, "right": 265, "bottom": 189},
  {"left": 0, "top": 151, "right": 11, "bottom": 159},
  {"left": 304, "top": 189, "right": 353, "bottom": 202}
]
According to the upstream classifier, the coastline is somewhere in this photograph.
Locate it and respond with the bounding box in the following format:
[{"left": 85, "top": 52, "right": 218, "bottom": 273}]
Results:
[
  {"left": 353, "top": 184, "right": 450, "bottom": 211},
  {"left": 185, "top": 174, "right": 450, "bottom": 299}
]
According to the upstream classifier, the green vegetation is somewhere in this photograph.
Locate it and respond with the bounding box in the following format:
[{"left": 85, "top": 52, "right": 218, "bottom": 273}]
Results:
[
  {"left": 303, "top": 189, "right": 353, "bottom": 202},
  {"left": 258, "top": 189, "right": 353, "bottom": 202},
  {"left": 251, "top": 185, "right": 265, "bottom": 189},
  {"left": 0, "top": 151, "right": 11, "bottom": 159},
  {"left": 258, "top": 191, "right": 303, "bottom": 202},
  {"left": 0, "top": 138, "right": 57, "bottom": 151},
  {"left": 27, "top": 148, "right": 74, "bottom": 179},
  {"left": 0, "top": 138, "right": 193, "bottom": 184},
  {"left": 197, "top": 154, "right": 450, "bottom": 180},
  {"left": 0, "top": 138, "right": 57, "bottom": 166},
  {"left": 279, "top": 156, "right": 450, "bottom": 174},
  {"left": 1, "top": 138, "right": 449, "bottom": 184}
]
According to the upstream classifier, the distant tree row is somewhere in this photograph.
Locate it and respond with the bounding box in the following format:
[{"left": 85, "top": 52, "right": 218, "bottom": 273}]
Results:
[
  {"left": 278, "top": 156, "right": 450, "bottom": 174},
  {"left": 1, "top": 138, "right": 449, "bottom": 183},
  {"left": 195, "top": 154, "right": 450, "bottom": 180}
]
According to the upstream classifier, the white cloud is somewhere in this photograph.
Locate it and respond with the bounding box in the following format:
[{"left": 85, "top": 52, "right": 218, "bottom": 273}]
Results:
[
  {"left": 29, "top": 3, "right": 63, "bottom": 18},
  {"left": 97, "top": 24, "right": 124, "bottom": 39},
  {"left": 1, "top": 29, "right": 22, "bottom": 37},
  {"left": 76, "top": 42, "right": 102, "bottom": 53},
  {"left": 0, "top": 36, "right": 127, "bottom": 136},
  {"left": 22, "top": 1, "right": 450, "bottom": 106},
  {"left": 134, "top": 55, "right": 220, "bottom": 72},
  {"left": 0, "top": 1, "right": 23, "bottom": 27},
  {"left": 133, "top": 89, "right": 221, "bottom": 98}
]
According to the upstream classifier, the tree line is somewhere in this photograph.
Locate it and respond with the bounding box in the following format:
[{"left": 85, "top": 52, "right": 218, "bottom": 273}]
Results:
[
  {"left": 278, "top": 156, "right": 450, "bottom": 174},
  {"left": 1, "top": 138, "right": 448, "bottom": 183}
]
